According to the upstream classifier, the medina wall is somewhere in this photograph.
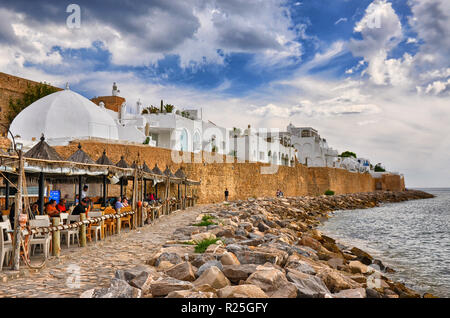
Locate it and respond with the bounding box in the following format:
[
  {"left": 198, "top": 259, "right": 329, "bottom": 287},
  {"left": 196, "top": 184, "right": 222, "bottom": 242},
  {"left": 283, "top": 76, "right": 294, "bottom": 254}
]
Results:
[{"left": 52, "top": 140, "right": 404, "bottom": 204}]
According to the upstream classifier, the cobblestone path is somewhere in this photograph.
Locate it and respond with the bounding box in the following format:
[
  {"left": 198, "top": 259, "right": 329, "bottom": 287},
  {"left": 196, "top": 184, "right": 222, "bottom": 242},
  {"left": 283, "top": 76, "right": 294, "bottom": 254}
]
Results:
[{"left": 0, "top": 206, "right": 203, "bottom": 298}]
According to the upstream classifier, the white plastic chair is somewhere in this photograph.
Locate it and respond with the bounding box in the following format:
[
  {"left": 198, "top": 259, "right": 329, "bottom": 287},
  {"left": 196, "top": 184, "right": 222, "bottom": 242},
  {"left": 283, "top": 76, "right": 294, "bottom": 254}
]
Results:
[
  {"left": 88, "top": 212, "right": 103, "bottom": 242},
  {"left": 60, "top": 213, "right": 79, "bottom": 248},
  {"left": 28, "top": 219, "right": 52, "bottom": 259},
  {"left": 0, "top": 221, "right": 13, "bottom": 271},
  {"left": 35, "top": 215, "right": 50, "bottom": 221}
]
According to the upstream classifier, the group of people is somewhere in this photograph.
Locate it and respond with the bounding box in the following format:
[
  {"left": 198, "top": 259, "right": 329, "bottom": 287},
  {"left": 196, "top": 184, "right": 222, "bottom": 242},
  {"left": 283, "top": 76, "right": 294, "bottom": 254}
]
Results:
[
  {"left": 276, "top": 189, "right": 284, "bottom": 197},
  {"left": 114, "top": 196, "right": 130, "bottom": 211},
  {"left": 145, "top": 192, "right": 160, "bottom": 204}
]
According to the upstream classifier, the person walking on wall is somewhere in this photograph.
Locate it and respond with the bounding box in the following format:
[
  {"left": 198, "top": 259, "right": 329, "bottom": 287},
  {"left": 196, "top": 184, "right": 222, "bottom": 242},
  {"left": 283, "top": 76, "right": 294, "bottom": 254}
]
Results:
[{"left": 224, "top": 188, "right": 229, "bottom": 202}]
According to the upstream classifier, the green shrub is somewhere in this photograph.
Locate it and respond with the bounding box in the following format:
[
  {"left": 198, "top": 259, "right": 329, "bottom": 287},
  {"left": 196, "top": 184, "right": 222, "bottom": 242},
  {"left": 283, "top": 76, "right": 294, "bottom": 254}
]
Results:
[
  {"left": 193, "top": 220, "right": 216, "bottom": 226},
  {"left": 193, "top": 214, "right": 217, "bottom": 226},
  {"left": 194, "top": 238, "right": 222, "bottom": 253},
  {"left": 374, "top": 164, "right": 386, "bottom": 172},
  {"left": 339, "top": 151, "right": 357, "bottom": 158},
  {"left": 324, "top": 189, "right": 335, "bottom": 196}
]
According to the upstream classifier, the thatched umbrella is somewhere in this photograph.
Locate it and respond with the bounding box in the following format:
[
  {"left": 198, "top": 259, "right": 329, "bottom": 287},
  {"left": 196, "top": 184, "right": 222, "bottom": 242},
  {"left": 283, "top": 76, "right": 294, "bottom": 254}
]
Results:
[
  {"left": 96, "top": 149, "right": 113, "bottom": 166},
  {"left": 152, "top": 164, "right": 163, "bottom": 175},
  {"left": 152, "top": 164, "right": 163, "bottom": 198},
  {"left": 130, "top": 161, "right": 139, "bottom": 169},
  {"left": 96, "top": 150, "right": 113, "bottom": 206},
  {"left": 163, "top": 165, "right": 175, "bottom": 178},
  {"left": 24, "top": 135, "right": 63, "bottom": 161},
  {"left": 142, "top": 162, "right": 152, "bottom": 197},
  {"left": 67, "top": 143, "right": 94, "bottom": 164},
  {"left": 24, "top": 135, "right": 63, "bottom": 214},
  {"left": 174, "top": 167, "right": 186, "bottom": 208},
  {"left": 67, "top": 143, "right": 95, "bottom": 202},
  {"left": 116, "top": 156, "right": 129, "bottom": 198}
]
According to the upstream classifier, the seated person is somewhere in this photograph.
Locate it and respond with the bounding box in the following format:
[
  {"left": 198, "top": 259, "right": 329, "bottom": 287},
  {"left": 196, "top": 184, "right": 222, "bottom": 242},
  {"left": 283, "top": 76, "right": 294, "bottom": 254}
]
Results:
[
  {"left": 31, "top": 203, "right": 40, "bottom": 216},
  {"left": 114, "top": 197, "right": 124, "bottom": 211},
  {"left": 56, "top": 199, "right": 67, "bottom": 213},
  {"left": 45, "top": 199, "right": 59, "bottom": 217},
  {"left": 122, "top": 197, "right": 129, "bottom": 207},
  {"left": 72, "top": 198, "right": 90, "bottom": 215}
]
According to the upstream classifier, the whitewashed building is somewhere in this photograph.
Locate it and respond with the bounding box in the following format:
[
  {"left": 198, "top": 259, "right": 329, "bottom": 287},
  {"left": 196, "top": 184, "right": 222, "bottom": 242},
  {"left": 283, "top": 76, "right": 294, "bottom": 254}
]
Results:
[
  {"left": 285, "top": 124, "right": 339, "bottom": 167},
  {"left": 10, "top": 84, "right": 120, "bottom": 146},
  {"left": 229, "top": 126, "right": 296, "bottom": 166}
]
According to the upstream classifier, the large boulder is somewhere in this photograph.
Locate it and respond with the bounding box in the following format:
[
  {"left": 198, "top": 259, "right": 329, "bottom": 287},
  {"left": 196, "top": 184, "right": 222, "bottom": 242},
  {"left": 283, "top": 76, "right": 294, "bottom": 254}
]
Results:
[
  {"left": 191, "top": 254, "right": 217, "bottom": 268},
  {"left": 348, "top": 260, "right": 372, "bottom": 274},
  {"left": 286, "top": 269, "right": 331, "bottom": 298},
  {"left": 316, "top": 268, "right": 361, "bottom": 293},
  {"left": 165, "top": 262, "right": 196, "bottom": 282},
  {"left": 269, "top": 282, "right": 298, "bottom": 298},
  {"left": 150, "top": 277, "right": 193, "bottom": 297},
  {"left": 300, "top": 236, "right": 323, "bottom": 251},
  {"left": 217, "top": 285, "right": 268, "bottom": 298},
  {"left": 222, "top": 264, "right": 258, "bottom": 283},
  {"left": 154, "top": 253, "right": 183, "bottom": 267},
  {"left": 115, "top": 265, "right": 160, "bottom": 282},
  {"left": 197, "top": 260, "right": 223, "bottom": 277},
  {"left": 333, "top": 288, "right": 367, "bottom": 298},
  {"left": 220, "top": 252, "right": 241, "bottom": 266},
  {"left": 92, "top": 278, "right": 142, "bottom": 298},
  {"left": 194, "top": 266, "right": 231, "bottom": 289},
  {"left": 246, "top": 268, "right": 289, "bottom": 296},
  {"left": 227, "top": 245, "right": 288, "bottom": 266},
  {"left": 166, "top": 290, "right": 217, "bottom": 298},
  {"left": 191, "top": 232, "right": 216, "bottom": 243},
  {"left": 350, "top": 247, "right": 373, "bottom": 265},
  {"left": 129, "top": 271, "right": 153, "bottom": 294}
]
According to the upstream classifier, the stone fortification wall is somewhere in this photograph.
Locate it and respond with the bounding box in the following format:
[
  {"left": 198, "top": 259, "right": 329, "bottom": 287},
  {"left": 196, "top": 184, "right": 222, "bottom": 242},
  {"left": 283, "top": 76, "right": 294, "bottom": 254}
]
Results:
[{"left": 52, "top": 140, "right": 404, "bottom": 204}]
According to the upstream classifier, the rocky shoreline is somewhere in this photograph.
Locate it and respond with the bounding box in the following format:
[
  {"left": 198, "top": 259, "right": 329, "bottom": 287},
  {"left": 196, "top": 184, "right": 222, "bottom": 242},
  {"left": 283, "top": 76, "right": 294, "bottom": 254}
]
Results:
[{"left": 82, "top": 190, "right": 435, "bottom": 298}]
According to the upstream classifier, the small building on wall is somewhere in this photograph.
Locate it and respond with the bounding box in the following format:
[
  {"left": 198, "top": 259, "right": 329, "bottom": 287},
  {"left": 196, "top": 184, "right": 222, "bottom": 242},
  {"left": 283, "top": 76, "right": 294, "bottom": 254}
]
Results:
[
  {"left": 229, "top": 125, "right": 296, "bottom": 166},
  {"left": 286, "top": 124, "right": 339, "bottom": 167}
]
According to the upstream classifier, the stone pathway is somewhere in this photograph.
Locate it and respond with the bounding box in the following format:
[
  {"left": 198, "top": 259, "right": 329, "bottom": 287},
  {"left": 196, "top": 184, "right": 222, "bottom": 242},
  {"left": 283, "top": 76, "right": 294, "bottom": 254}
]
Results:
[{"left": 0, "top": 206, "right": 203, "bottom": 298}]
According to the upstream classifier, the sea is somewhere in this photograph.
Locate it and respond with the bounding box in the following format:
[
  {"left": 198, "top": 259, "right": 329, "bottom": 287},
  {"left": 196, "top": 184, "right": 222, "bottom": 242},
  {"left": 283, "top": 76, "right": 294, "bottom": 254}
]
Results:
[{"left": 318, "top": 188, "right": 450, "bottom": 297}]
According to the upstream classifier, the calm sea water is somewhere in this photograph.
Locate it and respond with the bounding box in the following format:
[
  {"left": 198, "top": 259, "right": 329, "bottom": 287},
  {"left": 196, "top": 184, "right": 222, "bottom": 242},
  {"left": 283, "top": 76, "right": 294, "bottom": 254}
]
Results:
[{"left": 318, "top": 188, "right": 450, "bottom": 297}]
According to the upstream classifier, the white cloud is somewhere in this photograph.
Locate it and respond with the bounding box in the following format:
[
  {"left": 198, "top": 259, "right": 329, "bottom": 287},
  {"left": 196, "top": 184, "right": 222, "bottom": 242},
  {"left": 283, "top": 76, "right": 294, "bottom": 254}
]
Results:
[{"left": 349, "top": 0, "right": 405, "bottom": 85}]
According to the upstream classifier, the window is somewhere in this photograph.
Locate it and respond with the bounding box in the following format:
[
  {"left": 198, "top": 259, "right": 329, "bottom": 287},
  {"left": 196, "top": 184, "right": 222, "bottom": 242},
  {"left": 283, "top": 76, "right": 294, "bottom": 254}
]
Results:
[
  {"left": 180, "top": 128, "right": 188, "bottom": 151},
  {"left": 193, "top": 131, "right": 201, "bottom": 151}
]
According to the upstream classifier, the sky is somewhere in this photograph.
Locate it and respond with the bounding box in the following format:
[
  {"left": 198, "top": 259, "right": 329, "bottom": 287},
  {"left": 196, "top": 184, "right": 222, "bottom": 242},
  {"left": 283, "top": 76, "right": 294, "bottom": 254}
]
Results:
[{"left": 0, "top": 0, "right": 449, "bottom": 187}]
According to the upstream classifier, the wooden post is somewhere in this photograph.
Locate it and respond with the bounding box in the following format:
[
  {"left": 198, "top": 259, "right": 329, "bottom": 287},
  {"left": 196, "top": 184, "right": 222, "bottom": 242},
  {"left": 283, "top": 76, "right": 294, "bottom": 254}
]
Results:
[
  {"left": 140, "top": 177, "right": 145, "bottom": 227},
  {"left": 184, "top": 182, "right": 187, "bottom": 209},
  {"left": 102, "top": 175, "right": 107, "bottom": 207},
  {"left": 52, "top": 217, "right": 60, "bottom": 257},
  {"left": 116, "top": 215, "right": 121, "bottom": 234},
  {"left": 79, "top": 213, "right": 87, "bottom": 247},
  {"left": 132, "top": 169, "right": 137, "bottom": 229},
  {"left": 38, "top": 172, "right": 45, "bottom": 215},
  {"left": 78, "top": 175, "right": 82, "bottom": 202},
  {"left": 177, "top": 184, "right": 180, "bottom": 210},
  {"left": 11, "top": 149, "right": 23, "bottom": 270},
  {"left": 165, "top": 178, "right": 170, "bottom": 215},
  {"left": 4, "top": 175, "right": 9, "bottom": 210}
]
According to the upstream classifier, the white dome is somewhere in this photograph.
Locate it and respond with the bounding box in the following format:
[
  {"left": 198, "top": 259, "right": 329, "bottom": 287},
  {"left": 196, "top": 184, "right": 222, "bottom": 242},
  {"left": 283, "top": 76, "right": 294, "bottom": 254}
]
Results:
[{"left": 10, "top": 89, "right": 119, "bottom": 143}]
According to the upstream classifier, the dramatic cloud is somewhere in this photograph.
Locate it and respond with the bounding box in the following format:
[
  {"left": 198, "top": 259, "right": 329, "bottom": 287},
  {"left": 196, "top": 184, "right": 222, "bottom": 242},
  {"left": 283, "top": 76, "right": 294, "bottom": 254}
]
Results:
[{"left": 0, "top": 0, "right": 302, "bottom": 68}]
